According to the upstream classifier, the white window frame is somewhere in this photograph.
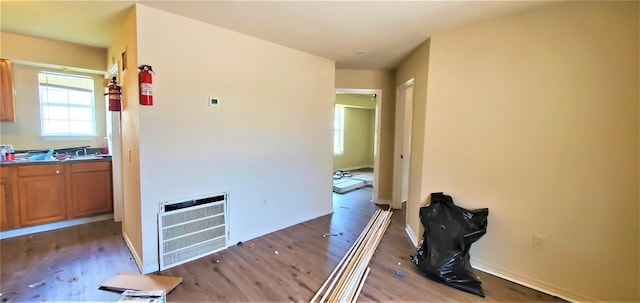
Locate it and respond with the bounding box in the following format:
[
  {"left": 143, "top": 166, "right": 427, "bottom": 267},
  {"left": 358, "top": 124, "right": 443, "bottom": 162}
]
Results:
[
  {"left": 38, "top": 72, "right": 96, "bottom": 140},
  {"left": 334, "top": 105, "right": 345, "bottom": 155}
]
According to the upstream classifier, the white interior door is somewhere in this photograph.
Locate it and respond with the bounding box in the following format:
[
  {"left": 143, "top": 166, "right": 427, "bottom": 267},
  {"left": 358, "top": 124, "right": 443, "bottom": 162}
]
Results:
[
  {"left": 401, "top": 85, "right": 413, "bottom": 203},
  {"left": 392, "top": 80, "right": 414, "bottom": 209}
]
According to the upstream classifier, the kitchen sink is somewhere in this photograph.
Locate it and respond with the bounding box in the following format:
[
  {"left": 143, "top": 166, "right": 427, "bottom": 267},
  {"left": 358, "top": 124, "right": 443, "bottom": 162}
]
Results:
[{"left": 66, "top": 155, "right": 109, "bottom": 161}]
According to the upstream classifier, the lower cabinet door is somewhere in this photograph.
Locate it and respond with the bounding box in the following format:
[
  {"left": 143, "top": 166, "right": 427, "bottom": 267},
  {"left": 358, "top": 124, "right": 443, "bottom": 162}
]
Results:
[
  {"left": 1, "top": 179, "right": 11, "bottom": 230},
  {"left": 18, "top": 176, "right": 67, "bottom": 226},
  {"left": 71, "top": 171, "right": 113, "bottom": 217}
]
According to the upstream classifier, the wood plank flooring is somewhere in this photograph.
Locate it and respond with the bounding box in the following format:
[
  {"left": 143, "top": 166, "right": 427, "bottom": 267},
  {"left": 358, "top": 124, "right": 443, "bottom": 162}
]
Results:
[
  {"left": 0, "top": 187, "right": 565, "bottom": 302},
  {"left": 0, "top": 219, "right": 139, "bottom": 302}
]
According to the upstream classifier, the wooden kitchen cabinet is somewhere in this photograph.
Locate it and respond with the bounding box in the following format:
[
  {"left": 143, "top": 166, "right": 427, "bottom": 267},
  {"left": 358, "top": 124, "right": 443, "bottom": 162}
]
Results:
[
  {"left": 1, "top": 159, "right": 113, "bottom": 231},
  {"left": 0, "top": 59, "right": 16, "bottom": 122},
  {"left": 17, "top": 164, "right": 67, "bottom": 226},
  {"left": 69, "top": 161, "right": 112, "bottom": 217},
  {"left": 0, "top": 167, "right": 19, "bottom": 230},
  {"left": 0, "top": 96, "right": 16, "bottom": 122},
  {"left": 0, "top": 98, "right": 16, "bottom": 122}
]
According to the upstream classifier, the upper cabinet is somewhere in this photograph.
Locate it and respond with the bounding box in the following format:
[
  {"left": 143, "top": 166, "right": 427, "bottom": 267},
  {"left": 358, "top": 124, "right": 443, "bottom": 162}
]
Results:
[{"left": 0, "top": 59, "right": 16, "bottom": 122}]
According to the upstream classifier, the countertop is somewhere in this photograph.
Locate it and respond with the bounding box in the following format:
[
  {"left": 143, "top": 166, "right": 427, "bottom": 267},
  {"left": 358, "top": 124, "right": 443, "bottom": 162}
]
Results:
[{"left": 0, "top": 155, "right": 112, "bottom": 167}]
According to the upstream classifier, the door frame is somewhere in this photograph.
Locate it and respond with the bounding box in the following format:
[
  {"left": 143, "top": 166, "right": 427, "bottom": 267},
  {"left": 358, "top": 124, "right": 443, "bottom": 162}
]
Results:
[
  {"left": 335, "top": 88, "right": 382, "bottom": 204},
  {"left": 107, "top": 63, "right": 123, "bottom": 222}
]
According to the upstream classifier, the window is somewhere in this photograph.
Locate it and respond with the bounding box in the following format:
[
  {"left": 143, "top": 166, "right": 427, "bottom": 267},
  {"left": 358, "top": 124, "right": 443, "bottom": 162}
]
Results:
[
  {"left": 334, "top": 105, "right": 344, "bottom": 155},
  {"left": 38, "top": 72, "right": 96, "bottom": 138}
]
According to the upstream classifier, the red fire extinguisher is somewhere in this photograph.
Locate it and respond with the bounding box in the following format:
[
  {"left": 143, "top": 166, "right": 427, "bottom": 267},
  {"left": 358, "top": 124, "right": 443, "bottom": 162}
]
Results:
[
  {"left": 105, "top": 77, "right": 121, "bottom": 112},
  {"left": 138, "top": 65, "right": 154, "bottom": 106}
]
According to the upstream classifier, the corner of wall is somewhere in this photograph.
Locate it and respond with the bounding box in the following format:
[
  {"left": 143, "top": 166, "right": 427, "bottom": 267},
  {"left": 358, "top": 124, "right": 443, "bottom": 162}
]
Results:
[
  {"left": 405, "top": 223, "right": 419, "bottom": 247},
  {"left": 122, "top": 231, "right": 143, "bottom": 274}
]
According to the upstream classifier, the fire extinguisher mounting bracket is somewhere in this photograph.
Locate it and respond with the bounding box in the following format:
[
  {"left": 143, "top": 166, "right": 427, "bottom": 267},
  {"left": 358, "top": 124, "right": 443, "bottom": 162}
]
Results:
[{"left": 138, "top": 64, "right": 155, "bottom": 74}]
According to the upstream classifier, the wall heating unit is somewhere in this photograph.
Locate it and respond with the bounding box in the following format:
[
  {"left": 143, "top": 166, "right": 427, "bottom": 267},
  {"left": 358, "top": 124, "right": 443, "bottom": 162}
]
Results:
[{"left": 158, "top": 193, "right": 228, "bottom": 270}]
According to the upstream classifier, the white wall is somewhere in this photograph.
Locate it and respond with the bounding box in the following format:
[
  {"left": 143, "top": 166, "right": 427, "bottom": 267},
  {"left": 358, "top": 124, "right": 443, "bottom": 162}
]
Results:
[
  {"left": 423, "top": 2, "right": 638, "bottom": 301},
  {"left": 333, "top": 105, "right": 375, "bottom": 171},
  {"left": 134, "top": 4, "right": 335, "bottom": 271}
]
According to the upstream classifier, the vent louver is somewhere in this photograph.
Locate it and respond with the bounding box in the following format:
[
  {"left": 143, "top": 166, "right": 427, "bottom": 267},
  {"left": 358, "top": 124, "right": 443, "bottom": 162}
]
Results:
[{"left": 158, "top": 193, "right": 228, "bottom": 270}]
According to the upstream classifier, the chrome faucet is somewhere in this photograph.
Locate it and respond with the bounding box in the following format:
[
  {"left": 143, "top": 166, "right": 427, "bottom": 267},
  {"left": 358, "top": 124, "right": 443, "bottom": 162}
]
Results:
[{"left": 75, "top": 147, "right": 87, "bottom": 156}]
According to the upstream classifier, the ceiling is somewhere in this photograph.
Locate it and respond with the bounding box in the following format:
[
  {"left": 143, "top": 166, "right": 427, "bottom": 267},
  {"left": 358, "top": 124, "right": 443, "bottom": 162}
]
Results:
[{"left": 1, "top": 1, "right": 555, "bottom": 70}]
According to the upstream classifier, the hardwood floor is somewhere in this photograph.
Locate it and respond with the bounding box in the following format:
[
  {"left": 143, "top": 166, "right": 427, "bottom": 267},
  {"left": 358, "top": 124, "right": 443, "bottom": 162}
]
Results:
[
  {"left": 0, "top": 187, "right": 565, "bottom": 302},
  {"left": 0, "top": 219, "right": 138, "bottom": 302}
]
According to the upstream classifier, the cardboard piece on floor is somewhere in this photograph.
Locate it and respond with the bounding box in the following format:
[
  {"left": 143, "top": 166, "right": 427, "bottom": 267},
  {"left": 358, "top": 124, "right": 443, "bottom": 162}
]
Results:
[{"left": 99, "top": 272, "right": 182, "bottom": 294}]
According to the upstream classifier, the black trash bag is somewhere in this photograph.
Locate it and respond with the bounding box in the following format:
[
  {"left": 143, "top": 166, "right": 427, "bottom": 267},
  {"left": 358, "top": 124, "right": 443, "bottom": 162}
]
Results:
[{"left": 411, "top": 192, "right": 489, "bottom": 297}]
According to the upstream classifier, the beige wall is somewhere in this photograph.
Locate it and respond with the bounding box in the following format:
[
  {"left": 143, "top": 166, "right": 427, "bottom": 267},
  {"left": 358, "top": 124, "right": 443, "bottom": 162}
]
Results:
[
  {"left": 107, "top": 6, "right": 143, "bottom": 271},
  {"left": 336, "top": 93, "right": 376, "bottom": 109},
  {"left": 395, "top": 39, "right": 430, "bottom": 244},
  {"left": 335, "top": 69, "right": 395, "bottom": 202},
  {"left": 333, "top": 106, "right": 374, "bottom": 171},
  {"left": 0, "top": 32, "right": 107, "bottom": 150},
  {"left": 334, "top": 93, "right": 375, "bottom": 171},
  {"left": 423, "top": 2, "right": 638, "bottom": 301},
  {"left": 1, "top": 31, "right": 106, "bottom": 72},
  {"left": 134, "top": 4, "right": 335, "bottom": 271}
]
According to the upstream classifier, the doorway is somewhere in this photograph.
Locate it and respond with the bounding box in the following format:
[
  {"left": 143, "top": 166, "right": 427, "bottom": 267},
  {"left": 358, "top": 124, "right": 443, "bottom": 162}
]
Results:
[
  {"left": 333, "top": 88, "right": 382, "bottom": 204},
  {"left": 392, "top": 79, "right": 414, "bottom": 209},
  {"left": 107, "top": 63, "right": 123, "bottom": 222}
]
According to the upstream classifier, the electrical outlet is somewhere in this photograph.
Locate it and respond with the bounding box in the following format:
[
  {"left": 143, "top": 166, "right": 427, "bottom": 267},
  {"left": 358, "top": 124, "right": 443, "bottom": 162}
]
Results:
[
  {"left": 209, "top": 97, "right": 219, "bottom": 107},
  {"left": 532, "top": 235, "right": 546, "bottom": 251}
]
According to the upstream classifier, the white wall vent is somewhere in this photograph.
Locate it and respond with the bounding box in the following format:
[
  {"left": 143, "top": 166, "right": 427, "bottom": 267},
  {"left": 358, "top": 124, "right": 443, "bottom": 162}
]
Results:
[{"left": 158, "top": 193, "right": 228, "bottom": 270}]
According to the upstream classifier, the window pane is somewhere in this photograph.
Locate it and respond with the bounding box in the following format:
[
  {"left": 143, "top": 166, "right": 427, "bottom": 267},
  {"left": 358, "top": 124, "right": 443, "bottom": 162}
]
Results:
[
  {"left": 69, "top": 107, "right": 92, "bottom": 120},
  {"left": 47, "top": 120, "right": 70, "bottom": 134},
  {"left": 39, "top": 72, "right": 96, "bottom": 137},
  {"left": 43, "top": 105, "right": 69, "bottom": 120},
  {"left": 333, "top": 106, "right": 344, "bottom": 155},
  {"left": 69, "top": 121, "right": 93, "bottom": 134},
  {"left": 68, "top": 90, "right": 92, "bottom": 105},
  {"left": 40, "top": 88, "right": 49, "bottom": 104},
  {"left": 43, "top": 87, "right": 70, "bottom": 105}
]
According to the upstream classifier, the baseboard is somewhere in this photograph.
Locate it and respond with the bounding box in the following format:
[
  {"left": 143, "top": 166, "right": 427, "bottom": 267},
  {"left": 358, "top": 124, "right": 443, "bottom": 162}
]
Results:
[
  {"left": 401, "top": 227, "right": 591, "bottom": 302},
  {"left": 0, "top": 214, "right": 114, "bottom": 240},
  {"left": 335, "top": 165, "right": 373, "bottom": 172},
  {"left": 232, "top": 208, "right": 334, "bottom": 245},
  {"left": 405, "top": 224, "right": 419, "bottom": 247},
  {"left": 141, "top": 262, "right": 160, "bottom": 274},
  {"left": 471, "top": 259, "right": 594, "bottom": 302},
  {"left": 375, "top": 198, "right": 391, "bottom": 205},
  {"left": 122, "top": 231, "right": 144, "bottom": 274}
]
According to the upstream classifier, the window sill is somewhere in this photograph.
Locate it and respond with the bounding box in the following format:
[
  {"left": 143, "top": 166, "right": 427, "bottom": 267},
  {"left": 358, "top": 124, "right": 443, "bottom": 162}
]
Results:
[{"left": 41, "top": 135, "right": 97, "bottom": 141}]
